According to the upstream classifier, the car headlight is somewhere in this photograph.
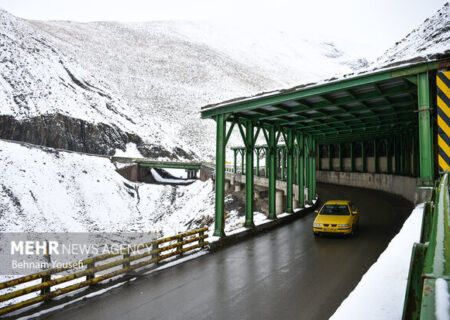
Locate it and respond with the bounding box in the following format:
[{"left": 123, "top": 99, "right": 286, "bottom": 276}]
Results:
[
  {"left": 339, "top": 224, "right": 349, "bottom": 227},
  {"left": 313, "top": 223, "right": 322, "bottom": 227}
]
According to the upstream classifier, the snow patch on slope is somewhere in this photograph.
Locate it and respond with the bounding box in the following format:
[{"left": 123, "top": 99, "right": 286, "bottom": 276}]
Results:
[{"left": 0, "top": 140, "right": 211, "bottom": 234}]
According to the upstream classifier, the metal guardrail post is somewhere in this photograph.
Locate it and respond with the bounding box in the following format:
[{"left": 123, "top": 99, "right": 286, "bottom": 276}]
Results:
[
  {"left": 86, "top": 261, "right": 95, "bottom": 281},
  {"left": 152, "top": 243, "right": 159, "bottom": 265},
  {"left": 41, "top": 241, "right": 51, "bottom": 296},
  {"left": 123, "top": 252, "right": 131, "bottom": 269},
  {"left": 199, "top": 230, "right": 205, "bottom": 244},
  {"left": 177, "top": 236, "right": 183, "bottom": 255}
]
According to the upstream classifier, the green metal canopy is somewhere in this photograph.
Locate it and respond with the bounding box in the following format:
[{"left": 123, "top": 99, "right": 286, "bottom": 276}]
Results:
[
  {"left": 201, "top": 60, "right": 447, "bottom": 144},
  {"left": 201, "top": 57, "right": 449, "bottom": 237}
]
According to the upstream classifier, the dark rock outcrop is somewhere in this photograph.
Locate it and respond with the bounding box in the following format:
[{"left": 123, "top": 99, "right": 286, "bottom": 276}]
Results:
[{"left": 0, "top": 113, "right": 195, "bottom": 160}]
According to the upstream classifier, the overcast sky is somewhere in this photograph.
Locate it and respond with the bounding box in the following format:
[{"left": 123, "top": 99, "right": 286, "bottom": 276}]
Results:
[{"left": 0, "top": 0, "right": 447, "bottom": 58}]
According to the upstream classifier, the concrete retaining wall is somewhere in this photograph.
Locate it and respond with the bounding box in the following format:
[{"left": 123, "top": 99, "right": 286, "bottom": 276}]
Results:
[
  {"left": 316, "top": 170, "right": 430, "bottom": 204},
  {"left": 116, "top": 164, "right": 138, "bottom": 182}
]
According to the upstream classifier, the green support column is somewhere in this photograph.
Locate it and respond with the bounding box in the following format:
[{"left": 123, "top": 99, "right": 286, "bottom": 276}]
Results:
[
  {"left": 244, "top": 121, "right": 255, "bottom": 227},
  {"left": 374, "top": 140, "right": 379, "bottom": 173},
  {"left": 394, "top": 136, "right": 400, "bottom": 174},
  {"left": 241, "top": 149, "right": 245, "bottom": 174},
  {"left": 256, "top": 148, "right": 260, "bottom": 177},
  {"left": 318, "top": 144, "right": 322, "bottom": 170},
  {"left": 281, "top": 147, "right": 286, "bottom": 181},
  {"left": 296, "top": 132, "right": 304, "bottom": 208},
  {"left": 386, "top": 139, "right": 393, "bottom": 174},
  {"left": 405, "top": 136, "right": 411, "bottom": 176},
  {"left": 328, "top": 144, "right": 332, "bottom": 171},
  {"left": 400, "top": 136, "right": 405, "bottom": 175},
  {"left": 338, "top": 143, "right": 343, "bottom": 172},
  {"left": 362, "top": 142, "right": 367, "bottom": 172},
  {"left": 306, "top": 136, "right": 313, "bottom": 203},
  {"left": 350, "top": 142, "right": 355, "bottom": 172},
  {"left": 294, "top": 145, "right": 298, "bottom": 184},
  {"left": 285, "top": 130, "right": 294, "bottom": 213},
  {"left": 312, "top": 139, "right": 316, "bottom": 200},
  {"left": 267, "top": 126, "right": 277, "bottom": 219},
  {"left": 265, "top": 147, "right": 269, "bottom": 178},
  {"left": 417, "top": 72, "right": 434, "bottom": 185},
  {"left": 213, "top": 114, "right": 226, "bottom": 237},
  {"left": 233, "top": 149, "right": 237, "bottom": 174},
  {"left": 275, "top": 147, "right": 279, "bottom": 180},
  {"left": 413, "top": 133, "right": 420, "bottom": 177}
]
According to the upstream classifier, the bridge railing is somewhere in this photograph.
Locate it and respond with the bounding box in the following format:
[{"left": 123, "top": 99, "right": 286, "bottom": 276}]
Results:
[
  {"left": 403, "top": 173, "right": 449, "bottom": 319},
  {"left": 0, "top": 227, "right": 209, "bottom": 316}
]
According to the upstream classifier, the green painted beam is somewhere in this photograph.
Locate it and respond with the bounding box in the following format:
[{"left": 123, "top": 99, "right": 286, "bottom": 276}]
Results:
[
  {"left": 138, "top": 162, "right": 202, "bottom": 170},
  {"left": 201, "top": 61, "right": 437, "bottom": 119}
]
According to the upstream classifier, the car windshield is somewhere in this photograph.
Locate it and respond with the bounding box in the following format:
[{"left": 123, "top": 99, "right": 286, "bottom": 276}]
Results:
[{"left": 320, "top": 205, "right": 350, "bottom": 216}]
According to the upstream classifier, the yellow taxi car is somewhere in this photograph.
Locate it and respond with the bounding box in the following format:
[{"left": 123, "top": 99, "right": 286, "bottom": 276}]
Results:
[{"left": 313, "top": 200, "right": 359, "bottom": 236}]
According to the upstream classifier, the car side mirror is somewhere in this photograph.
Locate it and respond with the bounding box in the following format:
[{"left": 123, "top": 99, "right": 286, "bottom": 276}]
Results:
[
  {"left": 352, "top": 211, "right": 358, "bottom": 215},
  {"left": 314, "top": 210, "right": 319, "bottom": 214}
]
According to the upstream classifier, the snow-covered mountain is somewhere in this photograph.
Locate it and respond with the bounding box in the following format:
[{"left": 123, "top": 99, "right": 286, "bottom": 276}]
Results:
[
  {"left": 372, "top": 2, "right": 449, "bottom": 68},
  {"left": 0, "top": 9, "right": 195, "bottom": 160},
  {"left": 28, "top": 19, "right": 367, "bottom": 159}
]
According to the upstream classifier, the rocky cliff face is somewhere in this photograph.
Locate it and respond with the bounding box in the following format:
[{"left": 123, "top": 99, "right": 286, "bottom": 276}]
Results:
[
  {"left": 0, "top": 9, "right": 194, "bottom": 159},
  {"left": 0, "top": 114, "right": 194, "bottom": 159}
]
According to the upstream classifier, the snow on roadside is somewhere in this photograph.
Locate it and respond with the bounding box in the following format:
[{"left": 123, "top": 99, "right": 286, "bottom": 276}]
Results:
[
  {"left": 0, "top": 140, "right": 212, "bottom": 234},
  {"left": 150, "top": 168, "right": 195, "bottom": 184},
  {"left": 164, "top": 168, "right": 188, "bottom": 179},
  {"left": 330, "top": 203, "right": 424, "bottom": 320}
]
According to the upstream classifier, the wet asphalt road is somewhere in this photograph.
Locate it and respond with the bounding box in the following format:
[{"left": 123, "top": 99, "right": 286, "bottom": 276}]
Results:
[{"left": 42, "top": 183, "right": 413, "bottom": 320}]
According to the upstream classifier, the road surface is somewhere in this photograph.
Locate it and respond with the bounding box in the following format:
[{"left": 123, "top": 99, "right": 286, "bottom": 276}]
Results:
[{"left": 43, "top": 183, "right": 413, "bottom": 320}]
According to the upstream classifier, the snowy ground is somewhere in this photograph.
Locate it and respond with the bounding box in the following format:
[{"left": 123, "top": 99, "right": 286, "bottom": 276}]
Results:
[
  {"left": 0, "top": 140, "right": 215, "bottom": 234},
  {"left": 330, "top": 204, "right": 424, "bottom": 320}
]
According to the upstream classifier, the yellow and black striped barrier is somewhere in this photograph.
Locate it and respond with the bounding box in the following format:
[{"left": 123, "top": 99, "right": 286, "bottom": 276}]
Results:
[{"left": 437, "top": 71, "right": 450, "bottom": 172}]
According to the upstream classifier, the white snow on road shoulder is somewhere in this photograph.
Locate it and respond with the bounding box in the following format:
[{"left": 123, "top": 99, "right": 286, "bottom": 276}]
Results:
[
  {"left": 435, "top": 278, "right": 450, "bottom": 320},
  {"left": 330, "top": 203, "right": 424, "bottom": 320}
]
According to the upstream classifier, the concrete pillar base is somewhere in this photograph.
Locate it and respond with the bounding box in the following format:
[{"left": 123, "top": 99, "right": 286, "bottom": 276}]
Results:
[
  {"left": 225, "top": 181, "right": 230, "bottom": 192},
  {"left": 235, "top": 183, "right": 241, "bottom": 192},
  {"left": 293, "top": 200, "right": 298, "bottom": 209},
  {"left": 415, "top": 187, "right": 433, "bottom": 204},
  {"left": 276, "top": 190, "right": 284, "bottom": 214}
]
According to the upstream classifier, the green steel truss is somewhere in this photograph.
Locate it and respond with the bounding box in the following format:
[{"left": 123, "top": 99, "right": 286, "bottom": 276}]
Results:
[{"left": 203, "top": 59, "right": 448, "bottom": 237}]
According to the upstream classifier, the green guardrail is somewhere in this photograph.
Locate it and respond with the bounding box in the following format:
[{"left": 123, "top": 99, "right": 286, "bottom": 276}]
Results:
[{"left": 403, "top": 173, "right": 450, "bottom": 319}]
